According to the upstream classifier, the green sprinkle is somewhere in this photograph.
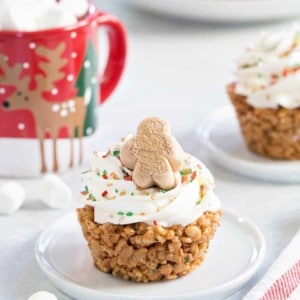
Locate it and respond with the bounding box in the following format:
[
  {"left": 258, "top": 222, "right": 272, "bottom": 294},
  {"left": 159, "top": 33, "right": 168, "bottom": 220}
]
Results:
[
  {"left": 115, "top": 189, "right": 119, "bottom": 193},
  {"left": 117, "top": 211, "right": 124, "bottom": 216},
  {"left": 184, "top": 257, "right": 189, "bottom": 263},
  {"left": 113, "top": 150, "right": 120, "bottom": 156},
  {"left": 150, "top": 269, "right": 156, "bottom": 274},
  {"left": 88, "top": 193, "right": 96, "bottom": 201},
  {"left": 84, "top": 186, "right": 89, "bottom": 193},
  {"left": 96, "top": 172, "right": 100, "bottom": 176},
  {"left": 180, "top": 168, "right": 192, "bottom": 176},
  {"left": 196, "top": 198, "right": 202, "bottom": 205},
  {"left": 160, "top": 189, "right": 166, "bottom": 193},
  {"left": 102, "top": 170, "right": 107, "bottom": 176},
  {"left": 131, "top": 192, "right": 134, "bottom": 196},
  {"left": 81, "top": 170, "right": 89, "bottom": 174},
  {"left": 126, "top": 212, "right": 133, "bottom": 216}
]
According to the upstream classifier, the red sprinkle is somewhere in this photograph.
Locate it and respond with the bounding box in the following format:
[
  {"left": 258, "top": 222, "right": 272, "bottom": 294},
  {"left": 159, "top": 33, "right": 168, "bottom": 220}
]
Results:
[
  {"left": 102, "top": 175, "right": 108, "bottom": 179},
  {"left": 124, "top": 174, "right": 132, "bottom": 181},
  {"left": 282, "top": 68, "right": 288, "bottom": 77},
  {"left": 153, "top": 220, "right": 157, "bottom": 226},
  {"left": 101, "top": 190, "right": 108, "bottom": 197},
  {"left": 191, "top": 171, "right": 197, "bottom": 180}
]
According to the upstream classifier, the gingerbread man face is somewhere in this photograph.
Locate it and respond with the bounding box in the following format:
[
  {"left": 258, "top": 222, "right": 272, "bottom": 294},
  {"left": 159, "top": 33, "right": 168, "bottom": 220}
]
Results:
[{"left": 120, "top": 117, "right": 184, "bottom": 190}]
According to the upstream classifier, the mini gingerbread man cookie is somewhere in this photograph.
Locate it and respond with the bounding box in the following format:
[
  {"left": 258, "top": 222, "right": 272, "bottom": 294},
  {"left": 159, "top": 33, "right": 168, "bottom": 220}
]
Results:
[{"left": 120, "top": 117, "right": 184, "bottom": 190}]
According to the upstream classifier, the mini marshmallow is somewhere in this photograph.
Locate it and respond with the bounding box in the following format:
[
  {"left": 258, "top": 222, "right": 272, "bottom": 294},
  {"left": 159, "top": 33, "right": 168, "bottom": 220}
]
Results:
[
  {"left": 40, "top": 174, "right": 72, "bottom": 209},
  {"left": 28, "top": 291, "right": 57, "bottom": 300},
  {"left": 36, "top": 6, "right": 77, "bottom": 30},
  {"left": 0, "top": 3, "right": 37, "bottom": 31},
  {"left": 59, "top": 0, "right": 89, "bottom": 18},
  {"left": 0, "top": 181, "right": 25, "bottom": 214}
]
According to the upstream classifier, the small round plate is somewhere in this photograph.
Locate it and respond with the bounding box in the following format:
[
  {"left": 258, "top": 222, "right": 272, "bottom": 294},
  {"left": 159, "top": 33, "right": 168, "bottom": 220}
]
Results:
[
  {"left": 35, "top": 211, "right": 265, "bottom": 300},
  {"left": 125, "top": 0, "right": 300, "bottom": 22},
  {"left": 197, "top": 106, "right": 300, "bottom": 183}
]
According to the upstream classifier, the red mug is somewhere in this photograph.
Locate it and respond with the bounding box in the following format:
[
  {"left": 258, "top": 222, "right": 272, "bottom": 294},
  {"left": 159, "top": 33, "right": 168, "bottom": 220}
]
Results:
[{"left": 0, "top": 7, "right": 126, "bottom": 177}]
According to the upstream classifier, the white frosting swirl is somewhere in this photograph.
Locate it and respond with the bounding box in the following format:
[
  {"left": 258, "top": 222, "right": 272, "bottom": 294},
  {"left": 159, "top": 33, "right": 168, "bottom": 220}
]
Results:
[
  {"left": 80, "top": 144, "right": 220, "bottom": 227},
  {"left": 235, "top": 24, "right": 300, "bottom": 109}
]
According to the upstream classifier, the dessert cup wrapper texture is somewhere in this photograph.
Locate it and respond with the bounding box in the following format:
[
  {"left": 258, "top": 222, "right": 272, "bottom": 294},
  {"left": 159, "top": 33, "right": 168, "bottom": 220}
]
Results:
[
  {"left": 227, "top": 83, "right": 300, "bottom": 160},
  {"left": 77, "top": 205, "right": 222, "bottom": 282}
]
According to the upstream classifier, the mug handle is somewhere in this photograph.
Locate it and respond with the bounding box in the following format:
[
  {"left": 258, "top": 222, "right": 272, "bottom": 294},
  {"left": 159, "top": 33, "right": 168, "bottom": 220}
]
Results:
[{"left": 96, "top": 12, "right": 127, "bottom": 104}]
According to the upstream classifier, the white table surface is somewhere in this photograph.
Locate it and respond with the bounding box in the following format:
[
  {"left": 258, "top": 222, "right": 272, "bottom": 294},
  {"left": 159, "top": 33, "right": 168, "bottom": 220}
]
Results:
[{"left": 1, "top": 1, "right": 300, "bottom": 299}]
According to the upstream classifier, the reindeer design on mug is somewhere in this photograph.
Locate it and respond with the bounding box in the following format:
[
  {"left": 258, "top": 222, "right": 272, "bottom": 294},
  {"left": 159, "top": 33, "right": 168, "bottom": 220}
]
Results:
[{"left": 0, "top": 43, "right": 90, "bottom": 173}]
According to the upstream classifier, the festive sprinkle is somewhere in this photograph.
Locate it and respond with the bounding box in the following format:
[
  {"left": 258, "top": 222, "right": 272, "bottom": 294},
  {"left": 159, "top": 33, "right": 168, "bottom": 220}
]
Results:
[
  {"left": 200, "top": 185, "right": 205, "bottom": 198},
  {"left": 126, "top": 212, "right": 133, "bottom": 216},
  {"left": 282, "top": 68, "right": 288, "bottom": 77},
  {"left": 101, "top": 190, "right": 108, "bottom": 197},
  {"left": 110, "top": 172, "right": 120, "bottom": 180},
  {"left": 180, "top": 168, "right": 192, "bottom": 176},
  {"left": 184, "top": 257, "right": 189, "bottom": 263},
  {"left": 117, "top": 211, "right": 124, "bottom": 216},
  {"left": 81, "top": 186, "right": 89, "bottom": 195},
  {"left": 113, "top": 150, "right": 120, "bottom": 156},
  {"left": 88, "top": 193, "right": 96, "bottom": 201},
  {"left": 196, "top": 200, "right": 201, "bottom": 205},
  {"left": 160, "top": 189, "right": 166, "bottom": 193},
  {"left": 115, "top": 189, "right": 119, "bottom": 193},
  {"left": 81, "top": 170, "right": 89, "bottom": 174},
  {"left": 153, "top": 220, "right": 157, "bottom": 226},
  {"left": 190, "top": 171, "right": 197, "bottom": 181},
  {"left": 96, "top": 172, "right": 100, "bottom": 176},
  {"left": 124, "top": 174, "right": 132, "bottom": 181},
  {"left": 101, "top": 170, "right": 108, "bottom": 179},
  {"left": 131, "top": 192, "right": 134, "bottom": 196}
]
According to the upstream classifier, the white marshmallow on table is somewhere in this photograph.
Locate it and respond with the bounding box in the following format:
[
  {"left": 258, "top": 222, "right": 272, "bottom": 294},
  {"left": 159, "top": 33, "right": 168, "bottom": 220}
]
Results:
[
  {"left": 39, "top": 174, "right": 72, "bottom": 209},
  {"left": 18, "top": 174, "right": 72, "bottom": 210},
  {"left": 0, "top": 181, "right": 25, "bottom": 214},
  {"left": 28, "top": 291, "right": 57, "bottom": 300},
  {"left": 59, "top": 0, "right": 89, "bottom": 18}
]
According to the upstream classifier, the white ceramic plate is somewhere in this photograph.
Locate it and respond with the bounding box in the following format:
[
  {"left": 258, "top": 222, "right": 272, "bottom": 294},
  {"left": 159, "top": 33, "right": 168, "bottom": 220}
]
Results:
[
  {"left": 197, "top": 106, "right": 300, "bottom": 183},
  {"left": 125, "top": 0, "right": 300, "bottom": 22},
  {"left": 35, "top": 211, "right": 265, "bottom": 300}
]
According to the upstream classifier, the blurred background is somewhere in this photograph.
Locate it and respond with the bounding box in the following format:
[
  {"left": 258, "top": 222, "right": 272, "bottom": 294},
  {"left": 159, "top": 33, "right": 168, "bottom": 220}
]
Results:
[{"left": 93, "top": 0, "right": 300, "bottom": 153}]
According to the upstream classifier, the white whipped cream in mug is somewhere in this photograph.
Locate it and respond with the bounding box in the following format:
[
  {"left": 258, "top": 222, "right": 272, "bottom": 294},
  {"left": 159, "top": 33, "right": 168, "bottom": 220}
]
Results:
[
  {"left": 235, "top": 23, "right": 300, "bottom": 109},
  {"left": 0, "top": 0, "right": 90, "bottom": 31}
]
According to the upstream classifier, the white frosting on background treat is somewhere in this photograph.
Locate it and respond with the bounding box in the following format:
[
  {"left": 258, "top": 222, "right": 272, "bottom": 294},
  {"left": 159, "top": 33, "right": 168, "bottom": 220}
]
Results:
[
  {"left": 0, "top": 0, "right": 89, "bottom": 31},
  {"left": 80, "top": 141, "right": 221, "bottom": 227},
  {"left": 235, "top": 24, "right": 300, "bottom": 109}
]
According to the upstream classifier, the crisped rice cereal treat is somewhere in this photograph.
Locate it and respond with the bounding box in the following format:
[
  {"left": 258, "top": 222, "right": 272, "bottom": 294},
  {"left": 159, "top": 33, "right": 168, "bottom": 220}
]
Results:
[
  {"left": 227, "top": 24, "right": 300, "bottom": 160},
  {"left": 77, "top": 117, "right": 222, "bottom": 282}
]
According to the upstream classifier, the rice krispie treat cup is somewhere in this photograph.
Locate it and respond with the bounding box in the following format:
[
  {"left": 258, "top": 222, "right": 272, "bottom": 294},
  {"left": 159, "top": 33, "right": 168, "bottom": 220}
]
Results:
[
  {"left": 227, "top": 24, "right": 300, "bottom": 160},
  {"left": 77, "top": 117, "right": 221, "bottom": 282}
]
